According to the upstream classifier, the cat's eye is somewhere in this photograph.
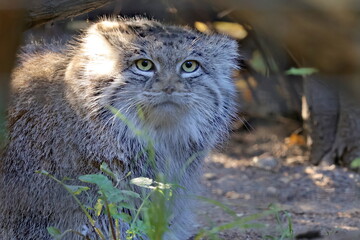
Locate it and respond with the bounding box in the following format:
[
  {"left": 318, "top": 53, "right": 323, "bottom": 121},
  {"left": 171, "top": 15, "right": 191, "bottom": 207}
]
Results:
[
  {"left": 181, "top": 60, "right": 199, "bottom": 73},
  {"left": 135, "top": 59, "right": 154, "bottom": 71}
]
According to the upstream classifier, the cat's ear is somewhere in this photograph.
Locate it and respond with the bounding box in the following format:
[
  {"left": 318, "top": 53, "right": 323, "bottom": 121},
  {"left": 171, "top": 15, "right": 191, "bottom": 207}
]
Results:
[
  {"left": 92, "top": 20, "right": 122, "bottom": 33},
  {"left": 214, "top": 35, "right": 239, "bottom": 69},
  {"left": 203, "top": 35, "right": 240, "bottom": 76},
  {"left": 82, "top": 25, "right": 115, "bottom": 57},
  {"left": 89, "top": 19, "right": 131, "bottom": 36},
  {"left": 199, "top": 33, "right": 239, "bottom": 69},
  {"left": 66, "top": 21, "right": 122, "bottom": 80}
]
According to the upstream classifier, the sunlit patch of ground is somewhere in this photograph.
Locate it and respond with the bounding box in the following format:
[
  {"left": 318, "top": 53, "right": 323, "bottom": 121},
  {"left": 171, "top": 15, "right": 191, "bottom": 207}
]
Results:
[{"left": 195, "top": 118, "right": 360, "bottom": 239}]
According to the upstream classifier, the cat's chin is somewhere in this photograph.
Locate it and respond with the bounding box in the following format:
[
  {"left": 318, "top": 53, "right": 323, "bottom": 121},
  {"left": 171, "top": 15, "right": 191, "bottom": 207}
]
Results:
[
  {"left": 153, "top": 101, "right": 180, "bottom": 111},
  {"left": 144, "top": 103, "right": 188, "bottom": 128}
]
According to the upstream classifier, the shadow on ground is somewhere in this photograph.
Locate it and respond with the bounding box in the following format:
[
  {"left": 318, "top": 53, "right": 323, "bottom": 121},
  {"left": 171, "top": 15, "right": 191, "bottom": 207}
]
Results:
[{"left": 196, "top": 118, "right": 360, "bottom": 240}]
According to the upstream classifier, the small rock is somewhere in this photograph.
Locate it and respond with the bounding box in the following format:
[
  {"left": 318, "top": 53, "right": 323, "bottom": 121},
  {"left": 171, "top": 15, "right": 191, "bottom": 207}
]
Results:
[
  {"left": 203, "top": 172, "right": 217, "bottom": 181},
  {"left": 266, "top": 186, "right": 277, "bottom": 195},
  {"left": 236, "top": 213, "right": 244, "bottom": 217},
  {"left": 253, "top": 155, "right": 279, "bottom": 170},
  {"left": 225, "top": 191, "right": 251, "bottom": 200},
  {"left": 280, "top": 177, "right": 291, "bottom": 184},
  {"left": 225, "top": 191, "right": 242, "bottom": 199},
  {"left": 212, "top": 188, "right": 224, "bottom": 195}
]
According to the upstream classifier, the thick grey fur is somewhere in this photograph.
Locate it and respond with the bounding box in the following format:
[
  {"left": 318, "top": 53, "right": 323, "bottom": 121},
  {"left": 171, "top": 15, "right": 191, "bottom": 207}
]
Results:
[{"left": 0, "top": 18, "right": 238, "bottom": 240}]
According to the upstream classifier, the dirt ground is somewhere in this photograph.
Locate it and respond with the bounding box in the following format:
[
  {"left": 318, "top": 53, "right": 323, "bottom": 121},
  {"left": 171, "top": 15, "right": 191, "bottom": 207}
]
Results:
[{"left": 195, "top": 118, "right": 360, "bottom": 240}]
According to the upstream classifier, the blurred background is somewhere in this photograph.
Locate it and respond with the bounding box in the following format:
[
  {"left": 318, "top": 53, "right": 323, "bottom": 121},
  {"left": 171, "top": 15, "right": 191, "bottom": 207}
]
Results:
[
  {"left": 1, "top": 0, "right": 360, "bottom": 239},
  {"left": 18, "top": 0, "right": 360, "bottom": 167}
]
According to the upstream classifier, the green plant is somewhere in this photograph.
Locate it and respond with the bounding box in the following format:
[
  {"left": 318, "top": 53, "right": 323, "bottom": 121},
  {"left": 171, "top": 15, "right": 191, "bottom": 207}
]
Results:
[
  {"left": 264, "top": 205, "right": 294, "bottom": 240},
  {"left": 195, "top": 200, "right": 283, "bottom": 240},
  {"left": 350, "top": 158, "right": 360, "bottom": 169},
  {"left": 38, "top": 163, "right": 175, "bottom": 240},
  {"left": 38, "top": 106, "right": 297, "bottom": 240},
  {"left": 108, "top": 106, "right": 155, "bottom": 170},
  {"left": 285, "top": 67, "right": 318, "bottom": 76}
]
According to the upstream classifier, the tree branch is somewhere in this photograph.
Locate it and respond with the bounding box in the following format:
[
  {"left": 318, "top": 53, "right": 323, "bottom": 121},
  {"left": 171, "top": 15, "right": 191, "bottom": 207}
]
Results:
[{"left": 26, "top": 0, "right": 114, "bottom": 28}]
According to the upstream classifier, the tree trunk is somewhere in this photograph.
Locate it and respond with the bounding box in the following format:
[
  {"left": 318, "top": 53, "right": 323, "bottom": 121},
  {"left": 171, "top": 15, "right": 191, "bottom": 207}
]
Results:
[
  {"left": 332, "top": 93, "right": 360, "bottom": 167},
  {"left": 302, "top": 78, "right": 339, "bottom": 165},
  {"left": 303, "top": 77, "right": 360, "bottom": 168}
]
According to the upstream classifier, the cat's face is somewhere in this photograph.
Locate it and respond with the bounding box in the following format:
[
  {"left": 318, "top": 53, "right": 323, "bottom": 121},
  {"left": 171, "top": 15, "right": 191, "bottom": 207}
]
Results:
[{"left": 68, "top": 19, "right": 238, "bottom": 129}]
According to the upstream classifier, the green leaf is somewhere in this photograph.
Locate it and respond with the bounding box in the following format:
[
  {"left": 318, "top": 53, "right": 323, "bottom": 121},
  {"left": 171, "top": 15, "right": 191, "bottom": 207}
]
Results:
[
  {"left": 120, "top": 190, "right": 140, "bottom": 198},
  {"left": 350, "top": 158, "right": 360, "bottom": 168},
  {"left": 64, "top": 185, "right": 90, "bottom": 195},
  {"left": 107, "top": 203, "right": 118, "bottom": 216},
  {"left": 285, "top": 67, "right": 318, "bottom": 76},
  {"left": 249, "top": 50, "right": 268, "bottom": 75},
  {"left": 47, "top": 227, "right": 62, "bottom": 237},
  {"left": 36, "top": 170, "right": 50, "bottom": 176},
  {"left": 100, "top": 163, "right": 117, "bottom": 181},
  {"left": 112, "top": 211, "right": 132, "bottom": 223},
  {"left": 80, "top": 173, "right": 134, "bottom": 202},
  {"left": 79, "top": 174, "right": 112, "bottom": 189},
  {"left": 118, "top": 201, "right": 136, "bottom": 211},
  {"left": 130, "top": 219, "right": 148, "bottom": 236},
  {"left": 197, "top": 196, "right": 237, "bottom": 217},
  {"left": 130, "top": 177, "right": 153, "bottom": 188},
  {"left": 94, "top": 199, "right": 104, "bottom": 216},
  {"left": 104, "top": 188, "right": 126, "bottom": 203},
  {"left": 96, "top": 200, "right": 132, "bottom": 223}
]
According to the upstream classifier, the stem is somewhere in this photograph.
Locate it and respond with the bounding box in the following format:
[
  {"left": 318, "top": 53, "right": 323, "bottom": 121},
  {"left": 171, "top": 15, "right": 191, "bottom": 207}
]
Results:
[
  {"left": 103, "top": 196, "right": 117, "bottom": 240},
  {"left": 130, "top": 190, "right": 153, "bottom": 229},
  {"left": 115, "top": 219, "right": 120, "bottom": 240},
  {"left": 61, "top": 229, "right": 88, "bottom": 238},
  {"left": 43, "top": 172, "right": 106, "bottom": 240}
]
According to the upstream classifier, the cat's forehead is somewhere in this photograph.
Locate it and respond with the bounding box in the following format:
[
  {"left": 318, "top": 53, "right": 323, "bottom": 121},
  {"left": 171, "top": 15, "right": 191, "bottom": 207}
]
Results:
[
  {"left": 127, "top": 22, "right": 201, "bottom": 49},
  {"left": 91, "top": 19, "right": 233, "bottom": 61},
  {"left": 124, "top": 19, "right": 198, "bottom": 39},
  {"left": 125, "top": 21, "right": 206, "bottom": 59},
  {"left": 95, "top": 19, "right": 203, "bottom": 48}
]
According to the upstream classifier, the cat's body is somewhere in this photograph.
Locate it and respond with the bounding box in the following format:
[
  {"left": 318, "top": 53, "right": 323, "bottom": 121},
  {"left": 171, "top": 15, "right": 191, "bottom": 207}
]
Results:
[{"left": 0, "top": 18, "right": 238, "bottom": 239}]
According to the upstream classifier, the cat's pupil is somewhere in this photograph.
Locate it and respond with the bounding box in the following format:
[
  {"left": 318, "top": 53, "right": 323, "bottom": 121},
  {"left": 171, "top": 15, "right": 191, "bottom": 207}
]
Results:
[
  {"left": 185, "top": 61, "right": 193, "bottom": 68},
  {"left": 142, "top": 60, "right": 149, "bottom": 67}
]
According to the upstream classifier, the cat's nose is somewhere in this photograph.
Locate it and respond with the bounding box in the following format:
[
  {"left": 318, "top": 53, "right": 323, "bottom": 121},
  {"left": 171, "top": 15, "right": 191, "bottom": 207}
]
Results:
[{"left": 162, "top": 85, "right": 175, "bottom": 94}]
